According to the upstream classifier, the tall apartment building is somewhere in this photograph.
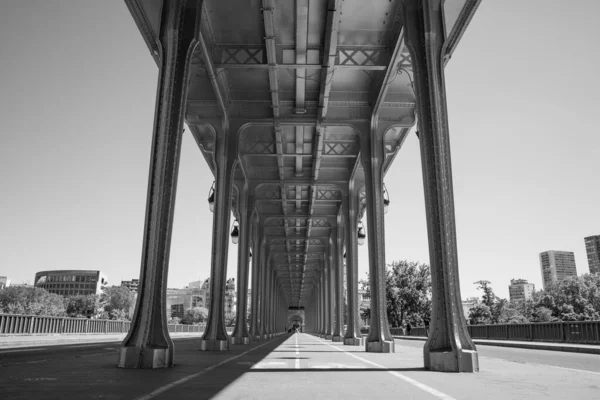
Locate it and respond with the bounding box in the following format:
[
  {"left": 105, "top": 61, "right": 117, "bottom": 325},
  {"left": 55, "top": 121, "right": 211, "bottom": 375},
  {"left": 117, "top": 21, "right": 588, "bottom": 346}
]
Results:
[
  {"left": 34, "top": 270, "right": 108, "bottom": 296},
  {"left": 584, "top": 235, "right": 600, "bottom": 275},
  {"left": 121, "top": 278, "right": 139, "bottom": 292},
  {"left": 508, "top": 279, "right": 535, "bottom": 302},
  {"left": 539, "top": 251, "right": 577, "bottom": 289}
]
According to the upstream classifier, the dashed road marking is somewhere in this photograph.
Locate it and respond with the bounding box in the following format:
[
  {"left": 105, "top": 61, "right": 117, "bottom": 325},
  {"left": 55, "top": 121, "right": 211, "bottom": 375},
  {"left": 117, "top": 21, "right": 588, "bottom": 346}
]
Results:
[
  {"left": 314, "top": 336, "right": 457, "bottom": 400},
  {"left": 134, "top": 336, "right": 281, "bottom": 400},
  {"left": 294, "top": 333, "right": 300, "bottom": 369}
]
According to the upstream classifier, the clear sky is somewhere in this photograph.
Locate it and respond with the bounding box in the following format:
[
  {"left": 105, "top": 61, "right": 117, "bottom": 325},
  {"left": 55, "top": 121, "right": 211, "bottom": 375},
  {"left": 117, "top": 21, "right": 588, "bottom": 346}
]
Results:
[{"left": 1, "top": 0, "right": 598, "bottom": 300}]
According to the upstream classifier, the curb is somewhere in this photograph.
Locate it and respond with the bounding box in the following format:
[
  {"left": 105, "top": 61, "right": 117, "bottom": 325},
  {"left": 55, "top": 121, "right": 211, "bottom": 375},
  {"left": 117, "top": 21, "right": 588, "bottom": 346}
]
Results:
[{"left": 393, "top": 336, "right": 600, "bottom": 355}]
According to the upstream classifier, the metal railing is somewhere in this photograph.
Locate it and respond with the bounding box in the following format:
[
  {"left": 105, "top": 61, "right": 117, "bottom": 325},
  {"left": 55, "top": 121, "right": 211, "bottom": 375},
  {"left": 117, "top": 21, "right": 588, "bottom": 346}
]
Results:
[
  {"left": 390, "top": 321, "right": 600, "bottom": 345},
  {"left": 0, "top": 314, "right": 235, "bottom": 336}
]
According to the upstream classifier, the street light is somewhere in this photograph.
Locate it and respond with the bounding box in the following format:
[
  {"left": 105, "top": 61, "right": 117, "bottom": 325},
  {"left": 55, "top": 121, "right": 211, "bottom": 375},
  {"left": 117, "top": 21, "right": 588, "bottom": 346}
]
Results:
[
  {"left": 207, "top": 181, "right": 215, "bottom": 212},
  {"left": 383, "top": 183, "right": 390, "bottom": 214},
  {"left": 230, "top": 219, "right": 239, "bottom": 244},
  {"left": 357, "top": 221, "right": 366, "bottom": 246}
]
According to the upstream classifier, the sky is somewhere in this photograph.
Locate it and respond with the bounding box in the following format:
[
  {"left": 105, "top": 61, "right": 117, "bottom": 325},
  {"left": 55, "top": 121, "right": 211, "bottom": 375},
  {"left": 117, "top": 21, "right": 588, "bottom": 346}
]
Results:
[{"left": 0, "top": 0, "right": 599, "bottom": 300}]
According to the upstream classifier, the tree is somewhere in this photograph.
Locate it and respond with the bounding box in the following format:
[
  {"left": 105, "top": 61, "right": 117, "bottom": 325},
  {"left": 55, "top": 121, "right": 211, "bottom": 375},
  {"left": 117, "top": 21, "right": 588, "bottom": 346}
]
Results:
[
  {"left": 225, "top": 312, "right": 236, "bottom": 327},
  {"left": 360, "top": 260, "right": 432, "bottom": 328},
  {"left": 99, "top": 286, "right": 136, "bottom": 320},
  {"left": 474, "top": 280, "right": 495, "bottom": 307},
  {"left": 0, "top": 286, "right": 66, "bottom": 316},
  {"left": 65, "top": 294, "right": 98, "bottom": 318},
  {"left": 182, "top": 307, "right": 208, "bottom": 325},
  {"left": 468, "top": 304, "right": 492, "bottom": 325}
]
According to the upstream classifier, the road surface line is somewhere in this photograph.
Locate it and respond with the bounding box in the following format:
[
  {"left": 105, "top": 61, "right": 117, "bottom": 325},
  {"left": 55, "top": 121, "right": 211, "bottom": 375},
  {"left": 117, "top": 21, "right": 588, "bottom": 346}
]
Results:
[
  {"left": 0, "top": 359, "right": 48, "bottom": 367},
  {"left": 134, "top": 336, "right": 282, "bottom": 400},
  {"left": 0, "top": 348, "right": 48, "bottom": 354},
  {"left": 315, "top": 336, "right": 456, "bottom": 400},
  {"left": 294, "top": 333, "right": 300, "bottom": 369}
]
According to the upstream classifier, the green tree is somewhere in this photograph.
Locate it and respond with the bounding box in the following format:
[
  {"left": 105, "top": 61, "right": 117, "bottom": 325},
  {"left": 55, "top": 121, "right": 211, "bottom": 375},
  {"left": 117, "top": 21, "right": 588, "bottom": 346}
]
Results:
[
  {"left": 468, "top": 304, "right": 492, "bottom": 325},
  {"left": 360, "top": 260, "right": 432, "bottom": 328},
  {"left": 65, "top": 294, "right": 99, "bottom": 318},
  {"left": 225, "top": 311, "right": 236, "bottom": 327},
  {"left": 182, "top": 307, "right": 208, "bottom": 325},
  {"left": 99, "top": 286, "right": 136, "bottom": 320},
  {"left": 0, "top": 286, "right": 66, "bottom": 316},
  {"left": 474, "top": 280, "right": 495, "bottom": 307}
]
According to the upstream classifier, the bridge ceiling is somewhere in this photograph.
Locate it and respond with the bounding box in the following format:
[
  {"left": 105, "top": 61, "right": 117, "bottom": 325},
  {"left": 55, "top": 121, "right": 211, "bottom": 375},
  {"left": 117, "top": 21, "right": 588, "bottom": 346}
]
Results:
[{"left": 128, "top": 0, "right": 477, "bottom": 307}]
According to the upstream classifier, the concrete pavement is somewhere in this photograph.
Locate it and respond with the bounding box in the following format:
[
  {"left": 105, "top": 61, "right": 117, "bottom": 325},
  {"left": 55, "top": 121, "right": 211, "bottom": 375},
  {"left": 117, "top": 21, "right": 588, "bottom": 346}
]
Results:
[{"left": 1, "top": 332, "right": 599, "bottom": 399}]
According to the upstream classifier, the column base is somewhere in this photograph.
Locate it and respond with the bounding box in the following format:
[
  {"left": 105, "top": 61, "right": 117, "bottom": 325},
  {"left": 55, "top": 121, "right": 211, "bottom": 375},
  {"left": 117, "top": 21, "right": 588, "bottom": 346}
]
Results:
[
  {"left": 425, "top": 349, "right": 479, "bottom": 372},
  {"left": 325, "top": 334, "right": 333, "bottom": 340},
  {"left": 117, "top": 346, "right": 173, "bottom": 369},
  {"left": 251, "top": 335, "right": 262, "bottom": 342},
  {"left": 365, "top": 340, "right": 395, "bottom": 353},
  {"left": 230, "top": 336, "right": 250, "bottom": 345},
  {"left": 343, "top": 337, "right": 363, "bottom": 346},
  {"left": 199, "top": 339, "right": 230, "bottom": 351},
  {"left": 332, "top": 335, "right": 343, "bottom": 342}
]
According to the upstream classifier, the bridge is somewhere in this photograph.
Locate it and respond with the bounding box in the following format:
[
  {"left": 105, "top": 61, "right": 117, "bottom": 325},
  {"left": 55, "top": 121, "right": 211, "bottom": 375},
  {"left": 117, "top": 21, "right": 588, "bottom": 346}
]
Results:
[{"left": 119, "top": 0, "right": 481, "bottom": 372}]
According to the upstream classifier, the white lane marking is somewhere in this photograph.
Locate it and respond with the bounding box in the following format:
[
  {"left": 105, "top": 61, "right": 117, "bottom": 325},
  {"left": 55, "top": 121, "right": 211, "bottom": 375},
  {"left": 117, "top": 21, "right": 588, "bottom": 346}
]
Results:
[
  {"left": 315, "top": 337, "right": 456, "bottom": 400},
  {"left": 294, "top": 333, "right": 300, "bottom": 369},
  {"left": 252, "top": 361, "right": 287, "bottom": 369},
  {"left": 0, "top": 348, "right": 48, "bottom": 354},
  {"left": 134, "top": 336, "right": 281, "bottom": 400}
]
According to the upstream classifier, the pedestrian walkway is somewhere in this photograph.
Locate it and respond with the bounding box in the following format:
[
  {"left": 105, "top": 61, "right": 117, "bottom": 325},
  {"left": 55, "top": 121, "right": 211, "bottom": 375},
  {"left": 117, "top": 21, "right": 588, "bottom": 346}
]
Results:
[{"left": 395, "top": 335, "right": 600, "bottom": 355}]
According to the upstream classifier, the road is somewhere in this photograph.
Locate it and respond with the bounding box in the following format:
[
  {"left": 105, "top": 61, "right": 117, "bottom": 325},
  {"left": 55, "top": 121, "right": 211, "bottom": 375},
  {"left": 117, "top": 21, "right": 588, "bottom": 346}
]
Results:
[{"left": 0, "top": 333, "right": 599, "bottom": 399}]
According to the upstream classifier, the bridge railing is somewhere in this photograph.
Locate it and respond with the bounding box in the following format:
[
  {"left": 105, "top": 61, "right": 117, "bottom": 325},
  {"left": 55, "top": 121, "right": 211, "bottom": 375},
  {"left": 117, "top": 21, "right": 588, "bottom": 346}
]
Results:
[
  {"left": 0, "top": 314, "right": 236, "bottom": 335},
  {"left": 391, "top": 321, "right": 600, "bottom": 344}
]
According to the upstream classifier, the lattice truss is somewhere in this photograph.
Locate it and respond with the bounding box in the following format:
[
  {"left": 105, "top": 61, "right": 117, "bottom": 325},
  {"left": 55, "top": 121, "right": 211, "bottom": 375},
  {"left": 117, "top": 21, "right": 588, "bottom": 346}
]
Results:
[{"left": 337, "top": 47, "right": 387, "bottom": 66}]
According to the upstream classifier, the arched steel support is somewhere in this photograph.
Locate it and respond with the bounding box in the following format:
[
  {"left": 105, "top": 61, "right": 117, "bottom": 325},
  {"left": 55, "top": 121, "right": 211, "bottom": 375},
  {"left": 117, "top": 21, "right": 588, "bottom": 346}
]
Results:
[
  {"left": 117, "top": 0, "right": 202, "bottom": 369},
  {"left": 402, "top": 0, "right": 478, "bottom": 372}
]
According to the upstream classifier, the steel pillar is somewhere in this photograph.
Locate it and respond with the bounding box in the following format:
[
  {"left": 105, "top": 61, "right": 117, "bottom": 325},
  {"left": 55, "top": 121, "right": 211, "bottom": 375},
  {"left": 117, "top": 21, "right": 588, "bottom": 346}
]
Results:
[
  {"left": 199, "top": 119, "right": 238, "bottom": 351},
  {"left": 361, "top": 127, "right": 395, "bottom": 353},
  {"left": 258, "top": 242, "right": 268, "bottom": 340},
  {"left": 249, "top": 220, "right": 262, "bottom": 341},
  {"left": 332, "top": 221, "right": 344, "bottom": 342},
  {"left": 231, "top": 188, "right": 253, "bottom": 345},
  {"left": 117, "top": 0, "right": 202, "bottom": 369},
  {"left": 344, "top": 188, "right": 363, "bottom": 346},
  {"left": 402, "top": 0, "right": 478, "bottom": 372}
]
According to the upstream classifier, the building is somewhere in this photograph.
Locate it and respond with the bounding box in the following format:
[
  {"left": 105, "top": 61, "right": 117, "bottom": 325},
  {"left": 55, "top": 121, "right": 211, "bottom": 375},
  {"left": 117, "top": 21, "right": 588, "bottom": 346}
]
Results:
[
  {"left": 121, "top": 278, "right": 139, "bottom": 292},
  {"left": 508, "top": 279, "right": 535, "bottom": 302},
  {"left": 165, "top": 278, "right": 238, "bottom": 321},
  {"left": 34, "top": 270, "right": 108, "bottom": 296},
  {"left": 539, "top": 251, "right": 577, "bottom": 289},
  {"left": 462, "top": 297, "right": 480, "bottom": 319},
  {"left": 0, "top": 276, "right": 10, "bottom": 290},
  {"left": 584, "top": 235, "right": 600, "bottom": 275}
]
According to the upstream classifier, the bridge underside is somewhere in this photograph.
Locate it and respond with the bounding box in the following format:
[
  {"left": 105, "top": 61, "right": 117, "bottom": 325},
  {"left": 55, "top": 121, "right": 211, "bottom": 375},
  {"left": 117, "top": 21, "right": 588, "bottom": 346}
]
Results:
[{"left": 119, "top": 0, "right": 481, "bottom": 372}]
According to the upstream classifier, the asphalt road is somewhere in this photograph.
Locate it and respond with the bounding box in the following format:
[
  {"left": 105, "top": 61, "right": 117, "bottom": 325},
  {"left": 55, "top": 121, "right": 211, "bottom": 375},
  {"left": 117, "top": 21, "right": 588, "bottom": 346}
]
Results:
[{"left": 1, "top": 334, "right": 599, "bottom": 399}]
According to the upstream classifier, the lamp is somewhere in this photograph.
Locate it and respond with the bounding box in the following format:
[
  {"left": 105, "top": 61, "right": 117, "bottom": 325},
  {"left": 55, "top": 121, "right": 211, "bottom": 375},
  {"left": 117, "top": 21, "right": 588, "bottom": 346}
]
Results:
[
  {"left": 208, "top": 181, "right": 215, "bottom": 212},
  {"left": 357, "top": 221, "right": 366, "bottom": 246},
  {"left": 230, "top": 220, "right": 239, "bottom": 244},
  {"left": 383, "top": 183, "right": 390, "bottom": 214}
]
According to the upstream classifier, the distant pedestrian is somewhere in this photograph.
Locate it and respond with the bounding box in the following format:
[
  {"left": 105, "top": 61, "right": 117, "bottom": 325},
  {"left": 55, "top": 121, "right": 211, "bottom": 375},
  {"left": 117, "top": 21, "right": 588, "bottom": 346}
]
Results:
[
  {"left": 406, "top": 322, "right": 412, "bottom": 336},
  {"left": 423, "top": 318, "right": 429, "bottom": 336}
]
